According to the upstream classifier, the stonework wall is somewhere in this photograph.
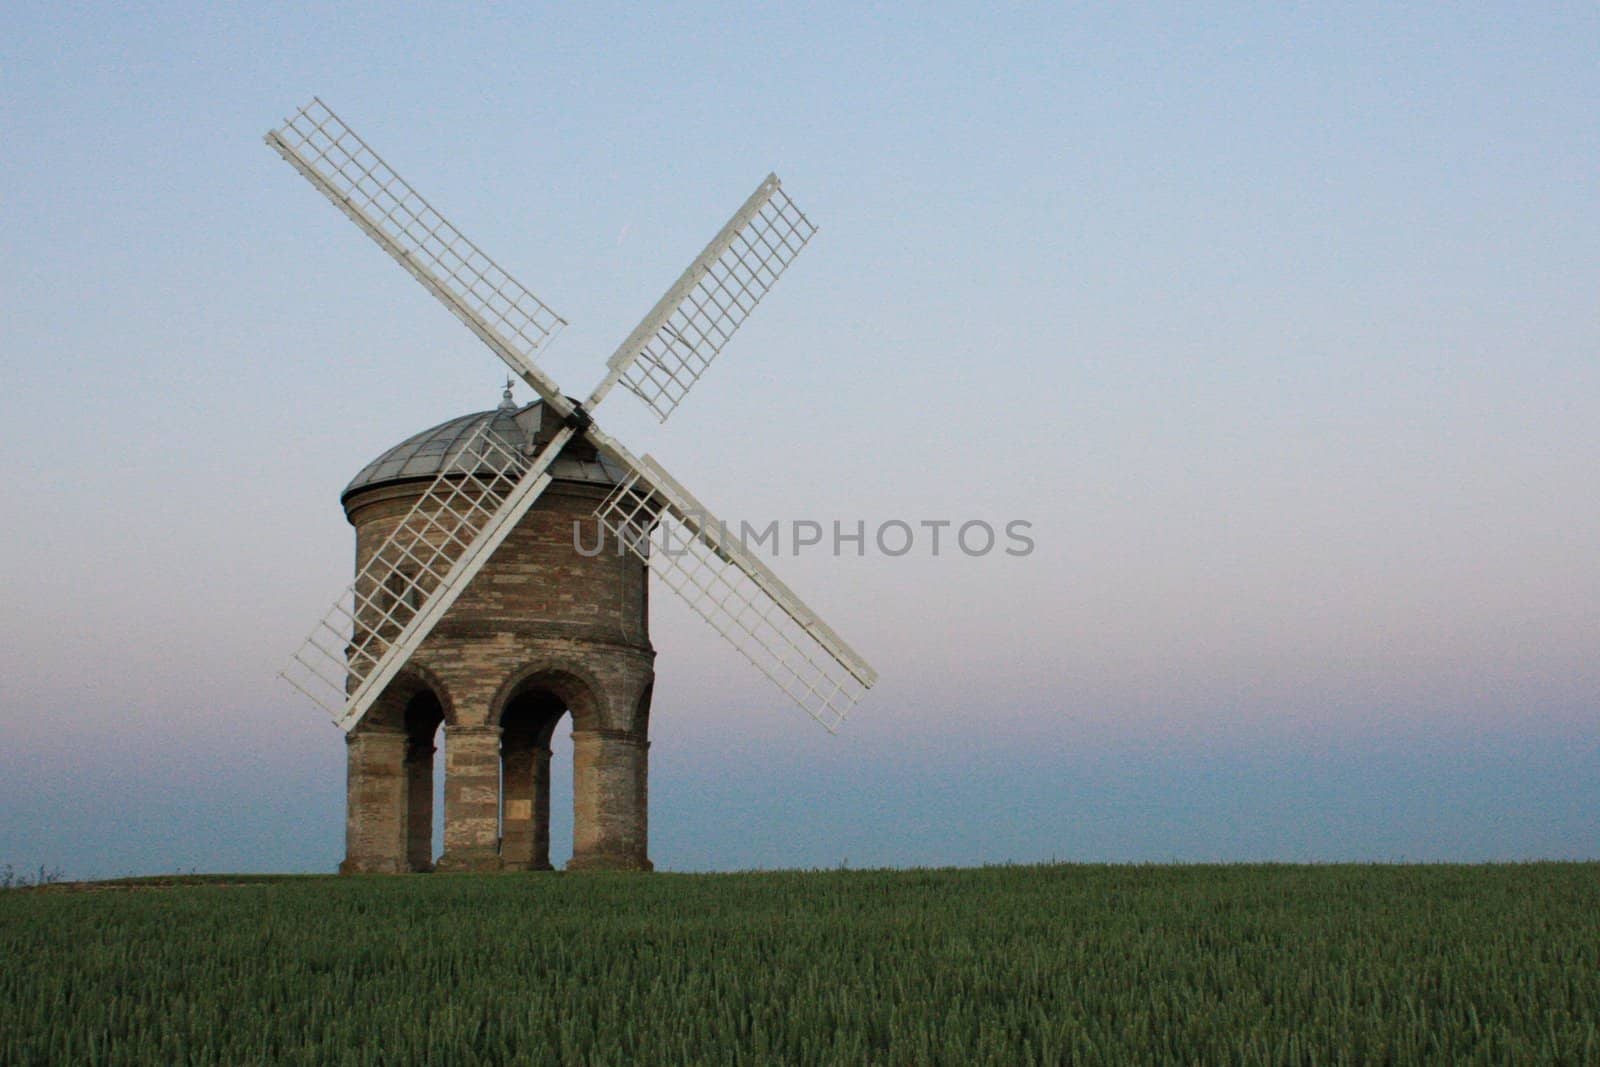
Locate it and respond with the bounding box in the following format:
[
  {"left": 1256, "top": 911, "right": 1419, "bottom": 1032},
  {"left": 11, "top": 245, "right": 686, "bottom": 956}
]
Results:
[{"left": 340, "top": 471, "right": 655, "bottom": 874}]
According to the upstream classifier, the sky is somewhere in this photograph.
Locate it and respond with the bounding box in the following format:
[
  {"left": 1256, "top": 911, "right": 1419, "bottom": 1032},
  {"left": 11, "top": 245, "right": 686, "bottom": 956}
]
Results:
[{"left": 1, "top": 3, "right": 1596, "bottom": 878}]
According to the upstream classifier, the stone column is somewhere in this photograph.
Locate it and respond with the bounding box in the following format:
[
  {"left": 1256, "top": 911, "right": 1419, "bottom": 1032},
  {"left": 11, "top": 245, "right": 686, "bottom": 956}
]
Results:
[
  {"left": 569, "top": 729, "right": 651, "bottom": 871},
  {"left": 500, "top": 742, "right": 553, "bottom": 870},
  {"left": 435, "top": 724, "right": 503, "bottom": 872},
  {"left": 404, "top": 738, "right": 436, "bottom": 872},
  {"left": 340, "top": 729, "right": 408, "bottom": 874},
  {"left": 529, "top": 745, "right": 553, "bottom": 870}
]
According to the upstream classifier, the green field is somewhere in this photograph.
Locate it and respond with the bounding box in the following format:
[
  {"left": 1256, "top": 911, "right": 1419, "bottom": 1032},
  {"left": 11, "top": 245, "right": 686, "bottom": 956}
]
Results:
[{"left": 3, "top": 864, "right": 1597, "bottom": 1064}]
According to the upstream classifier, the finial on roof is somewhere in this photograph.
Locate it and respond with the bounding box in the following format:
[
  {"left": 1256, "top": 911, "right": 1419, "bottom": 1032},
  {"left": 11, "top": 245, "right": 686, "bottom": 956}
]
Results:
[{"left": 497, "top": 378, "right": 516, "bottom": 412}]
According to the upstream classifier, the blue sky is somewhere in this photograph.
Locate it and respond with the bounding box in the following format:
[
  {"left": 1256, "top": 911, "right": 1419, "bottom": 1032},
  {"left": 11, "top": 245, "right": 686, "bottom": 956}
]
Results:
[{"left": 2, "top": 3, "right": 1596, "bottom": 877}]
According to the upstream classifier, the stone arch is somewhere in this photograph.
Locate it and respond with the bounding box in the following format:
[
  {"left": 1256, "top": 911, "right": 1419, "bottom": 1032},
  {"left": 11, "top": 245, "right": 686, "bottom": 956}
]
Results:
[
  {"left": 494, "top": 664, "right": 604, "bottom": 872},
  {"left": 486, "top": 659, "right": 652, "bottom": 871},
  {"left": 340, "top": 666, "right": 453, "bottom": 874},
  {"left": 489, "top": 660, "right": 609, "bottom": 733},
  {"left": 356, "top": 662, "right": 458, "bottom": 733}
]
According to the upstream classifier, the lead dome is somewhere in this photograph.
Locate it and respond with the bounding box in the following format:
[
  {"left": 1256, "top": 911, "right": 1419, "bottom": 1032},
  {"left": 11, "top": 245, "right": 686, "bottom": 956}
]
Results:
[{"left": 342, "top": 397, "right": 625, "bottom": 505}]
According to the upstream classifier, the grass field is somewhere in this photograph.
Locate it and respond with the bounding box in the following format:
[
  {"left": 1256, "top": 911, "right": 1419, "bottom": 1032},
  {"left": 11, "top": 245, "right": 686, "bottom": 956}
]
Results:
[{"left": 2, "top": 863, "right": 1597, "bottom": 1064}]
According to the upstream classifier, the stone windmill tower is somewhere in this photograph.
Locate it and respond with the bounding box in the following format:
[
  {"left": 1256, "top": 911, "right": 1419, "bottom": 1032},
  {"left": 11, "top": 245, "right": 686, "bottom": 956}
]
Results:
[
  {"left": 268, "top": 100, "right": 876, "bottom": 873},
  {"left": 337, "top": 391, "right": 650, "bottom": 872}
]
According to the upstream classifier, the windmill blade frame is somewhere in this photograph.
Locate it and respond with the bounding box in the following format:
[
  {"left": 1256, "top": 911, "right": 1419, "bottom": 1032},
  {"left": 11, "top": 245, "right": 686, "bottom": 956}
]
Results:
[
  {"left": 265, "top": 98, "right": 573, "bottom": 413},
  {"left": 283, "top": 420, "right": 578, "bottom": 732},
  {"left": 587, "top": 174, "right": 818, "bottom": 421},
  {"left": 588, "top": 430, "right": 876, "bottom": 732}
]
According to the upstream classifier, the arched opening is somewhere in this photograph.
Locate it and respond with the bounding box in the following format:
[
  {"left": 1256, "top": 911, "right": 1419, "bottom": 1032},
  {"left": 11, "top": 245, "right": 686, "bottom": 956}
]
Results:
[
  {"left": 491, "top": 666, "right": 649, "bottom": 872},
  {"left": 341, "top": 665, "right": 455, "bottom": 876},
  {"left": 402, "top": 690, "right": 444, "bottom": 872},
  {"left": 499, "top": 688, "right": 567, "bottom": 870}
]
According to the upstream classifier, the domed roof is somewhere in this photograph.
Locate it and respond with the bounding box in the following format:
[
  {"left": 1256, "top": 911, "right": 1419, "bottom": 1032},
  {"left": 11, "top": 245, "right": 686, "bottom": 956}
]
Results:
[{"left": 342, "top": 394, "right": 625, "bottom": 503}]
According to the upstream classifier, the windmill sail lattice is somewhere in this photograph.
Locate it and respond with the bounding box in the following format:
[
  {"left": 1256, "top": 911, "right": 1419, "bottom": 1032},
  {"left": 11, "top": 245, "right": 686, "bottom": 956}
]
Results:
[
  {"left": 265, "top": 98, "right": 570, "bottom": 407},
  {"left": 601, "top": 175, "right": 818, "bottom": 422},
  {"left": 269, "top": 98, "right": 874, "bottom": 733},
  {"left": 593, "top": 450, "right": 875, "bottom": 732},
  {"left": 282, "top": 421, "right": 572, "bottom": 731}
]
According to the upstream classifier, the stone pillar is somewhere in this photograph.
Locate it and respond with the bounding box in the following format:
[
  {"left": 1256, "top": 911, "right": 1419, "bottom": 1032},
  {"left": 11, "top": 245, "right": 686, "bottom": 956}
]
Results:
[
  {"left": 340, "top": 729, "right": 408, "bottom": 874},
  {"left": 530, "top": 745, "right": 552, "bottom": 870},
  {"left": 436, "top": 724, "right": 502, "bottom": 872},
  {"left": 404, "top": 738, "right": 436, "bottom": 872},
  {"left": 569, "top": 729, "right": 651, "bottom": 871},
  {"left": 500, "top": 742, "right": 553, "bottom": 871}
]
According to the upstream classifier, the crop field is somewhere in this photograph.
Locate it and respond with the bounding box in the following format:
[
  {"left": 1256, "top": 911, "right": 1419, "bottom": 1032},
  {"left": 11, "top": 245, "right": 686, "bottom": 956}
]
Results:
[{"left": 2, "top": 863, "right": 1597, "bottom": 1064}]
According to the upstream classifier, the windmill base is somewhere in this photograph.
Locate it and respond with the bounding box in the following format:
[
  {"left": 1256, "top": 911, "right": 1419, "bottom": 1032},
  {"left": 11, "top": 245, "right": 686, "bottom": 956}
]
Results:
[{"left": 338, "top": 645, "right": 656, "bottom": 877}]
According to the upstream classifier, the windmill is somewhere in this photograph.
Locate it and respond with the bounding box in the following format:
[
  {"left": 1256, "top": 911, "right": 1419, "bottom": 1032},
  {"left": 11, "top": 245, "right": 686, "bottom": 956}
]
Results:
[{"left": 266, "top": 100, "right": 875, "bottom": 871}]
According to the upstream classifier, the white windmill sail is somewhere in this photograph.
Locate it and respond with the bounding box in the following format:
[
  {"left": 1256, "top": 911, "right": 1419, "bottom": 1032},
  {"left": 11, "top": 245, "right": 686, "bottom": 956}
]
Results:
[
  {"left": 264, "top": 98, "right": 571, "bottom": 411},
  {"left": 589, "top": 431, "right": 876, "bottom": 732},
  {"left": 282, "top": 420, "right": 577, "bottom": 731},
  {"left": 587, "top": 174, "right": 818, "bottom": 421}
]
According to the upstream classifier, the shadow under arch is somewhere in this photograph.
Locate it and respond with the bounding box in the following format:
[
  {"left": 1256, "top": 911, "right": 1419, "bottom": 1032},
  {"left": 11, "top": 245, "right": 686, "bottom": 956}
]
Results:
[
  {"left": 401, "top": 689, "right": 444, "bottom": 871},
  {"left": 358, "top": 662, "right": 458, "bottom": 733}
]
